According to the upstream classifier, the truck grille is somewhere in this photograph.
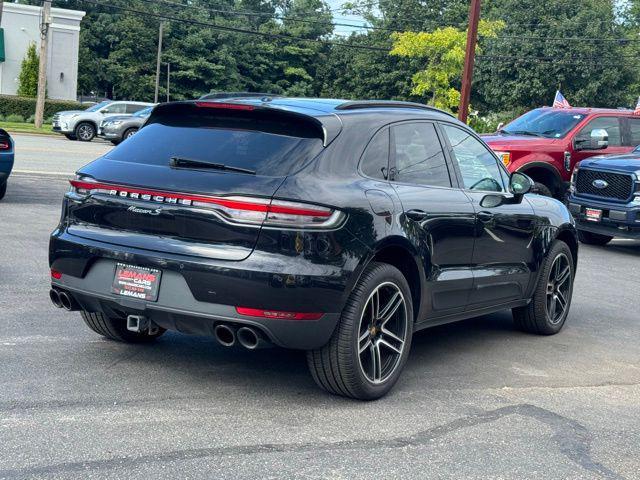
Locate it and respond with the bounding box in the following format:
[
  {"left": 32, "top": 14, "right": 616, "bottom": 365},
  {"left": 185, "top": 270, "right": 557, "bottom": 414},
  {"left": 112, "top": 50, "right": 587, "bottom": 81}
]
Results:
[{"left": 575, "top": 169, "right": 634, "bottom": 201}]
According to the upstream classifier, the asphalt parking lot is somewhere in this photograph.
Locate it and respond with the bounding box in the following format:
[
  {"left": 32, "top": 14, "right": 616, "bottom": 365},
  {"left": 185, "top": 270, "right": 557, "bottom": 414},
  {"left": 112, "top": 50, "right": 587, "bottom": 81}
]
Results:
[{"left": 0, "top": 134, "right": 639, "bottom": 479}]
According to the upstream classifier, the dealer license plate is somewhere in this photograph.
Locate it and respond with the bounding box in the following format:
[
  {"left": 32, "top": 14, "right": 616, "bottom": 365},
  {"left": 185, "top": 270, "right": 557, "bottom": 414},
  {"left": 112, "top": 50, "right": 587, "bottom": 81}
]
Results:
[
  {"left": 585, "top": 208, "right": 603, "bottom": 222},
  {"left": 111, "top": 263, "right": 162, "bottom": 301}
]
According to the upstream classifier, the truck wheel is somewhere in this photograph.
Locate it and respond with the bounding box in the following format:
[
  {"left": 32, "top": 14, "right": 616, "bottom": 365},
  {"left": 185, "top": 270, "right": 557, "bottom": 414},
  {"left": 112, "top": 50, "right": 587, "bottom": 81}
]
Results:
[
  {"left": 533, "top": 182, "right": 553, "bottom": 197},
  {"left": 578, "top": 230, "right": 613, "bottom": 246},
  {"left": 0, "top": 181, "right": 6, "bottom": 201},
  {"left": 75, "top": 122, "right": 96, "bottom": 142},
  {"left": 80, "top": 311, "right": 165, "bottom": 343},
  {"left": 513, "top": 241, "right": 574, "bottom": 335},
  {"left": 64, "top": 134, "right": 77, "bottom": 141},
  {"left": 307, "top": 262, "right": 413, "bottom": 400}
]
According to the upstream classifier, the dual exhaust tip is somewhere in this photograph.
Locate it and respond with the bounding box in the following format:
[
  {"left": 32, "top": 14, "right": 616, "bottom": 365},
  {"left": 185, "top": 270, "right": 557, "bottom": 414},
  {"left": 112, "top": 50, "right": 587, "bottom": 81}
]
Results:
[
  {"left": 49, "top": 288, "right": 79, "bottom": 311},
  {"left": 214, "top": 324, "right": 271, "bottom": 350}
]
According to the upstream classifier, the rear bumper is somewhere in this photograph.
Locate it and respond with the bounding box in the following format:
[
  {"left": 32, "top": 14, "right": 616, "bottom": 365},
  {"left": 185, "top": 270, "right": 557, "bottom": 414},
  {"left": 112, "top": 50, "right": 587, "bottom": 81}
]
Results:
[
  {"left": 568, "top": 195, "right": 640, "bottom": 239},
  {"left": 0, "top": 153, "right": 14, "bottom": 180},
  {"left": 49, "top": 229, "right": 353, "bottom": 349},
  {"left": 98, "top": 126, "right": 123, "bottom": 140}
]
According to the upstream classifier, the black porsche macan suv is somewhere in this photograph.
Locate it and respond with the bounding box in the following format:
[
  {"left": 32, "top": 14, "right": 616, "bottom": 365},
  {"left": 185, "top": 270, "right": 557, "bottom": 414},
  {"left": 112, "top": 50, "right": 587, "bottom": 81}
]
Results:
[{"left": 50, "top": 98, "right": 578, "bottom": 400}]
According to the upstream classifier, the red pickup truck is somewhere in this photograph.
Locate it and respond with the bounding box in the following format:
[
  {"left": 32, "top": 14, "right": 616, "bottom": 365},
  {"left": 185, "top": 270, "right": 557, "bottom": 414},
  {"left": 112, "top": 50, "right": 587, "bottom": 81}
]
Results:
[{"left": 482, "top": 107, "right": 640, "bottom": 198}]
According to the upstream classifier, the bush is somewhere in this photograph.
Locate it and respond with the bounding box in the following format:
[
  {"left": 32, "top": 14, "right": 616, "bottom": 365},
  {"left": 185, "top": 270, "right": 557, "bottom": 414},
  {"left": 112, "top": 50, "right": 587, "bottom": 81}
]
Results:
[
  {"left": 0, "top": 95, "right": 82, "bottom": 119},
  {"left": 17, "top": 43, "right": 39, "bottom": 97},
  {"left": 4, "top": 114, "right": 25, "bottom": 123}
]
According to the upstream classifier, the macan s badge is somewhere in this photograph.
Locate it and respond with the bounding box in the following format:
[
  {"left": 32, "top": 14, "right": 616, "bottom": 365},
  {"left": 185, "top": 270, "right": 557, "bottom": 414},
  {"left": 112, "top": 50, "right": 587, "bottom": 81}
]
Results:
[{"left": 592, "top": 179, "right": 609, "bottom": 189}]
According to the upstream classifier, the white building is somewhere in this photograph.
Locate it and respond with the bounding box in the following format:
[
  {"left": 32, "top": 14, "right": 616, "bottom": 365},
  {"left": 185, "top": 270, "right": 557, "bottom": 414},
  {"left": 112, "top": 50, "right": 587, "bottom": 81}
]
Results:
[{"left": 0, "top": 2, "right": 85, "bottom": 100}]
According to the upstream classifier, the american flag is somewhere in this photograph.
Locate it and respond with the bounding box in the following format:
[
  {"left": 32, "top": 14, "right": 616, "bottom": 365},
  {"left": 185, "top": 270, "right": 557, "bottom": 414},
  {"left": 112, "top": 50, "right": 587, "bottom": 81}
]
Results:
[
  {"left": 553, "top": 91, "right": 571, "bottom": 109},
  {"left": 634, "top": 97, "right": 640, "bottom": 115}
]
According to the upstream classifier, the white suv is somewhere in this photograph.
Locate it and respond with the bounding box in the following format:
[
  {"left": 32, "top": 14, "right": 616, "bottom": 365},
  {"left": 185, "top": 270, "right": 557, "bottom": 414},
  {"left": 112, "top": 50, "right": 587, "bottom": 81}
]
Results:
[{"left": 52, "top": 101, "right": 154, "bottom": 142}]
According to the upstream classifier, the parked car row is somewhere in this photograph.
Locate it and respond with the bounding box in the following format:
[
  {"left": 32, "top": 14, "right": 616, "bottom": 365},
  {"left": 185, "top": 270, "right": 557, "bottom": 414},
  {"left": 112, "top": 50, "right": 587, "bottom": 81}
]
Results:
[
  {"left": 52, "top": 100, "right": 154, "bottom": 142},
  {"left": 483, "top": 107, "right": 640, "bottom": 244}
]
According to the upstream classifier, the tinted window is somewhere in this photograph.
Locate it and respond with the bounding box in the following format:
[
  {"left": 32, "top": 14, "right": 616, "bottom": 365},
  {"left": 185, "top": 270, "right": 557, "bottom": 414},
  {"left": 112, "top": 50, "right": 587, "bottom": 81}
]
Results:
[
  {"left": 106, "top": 108, "right": 325, "bottom": 177},
  {"left": 502, "top": 109, "right": 585, "bottom": 138},
  {"left": 441, "top": 124, "right": 505, "bottom": 192},
  {"left": 576, "top": 117, "right": 622, "bottom": 147},
  {"left": 134, "top": 106, "right": 154, "bottom": 118},
  {"left": 392, "top": 123, "right": 451, "bottom": 187},
  {"left": 103, "top": 103, "right": 126, "bottom": 114},
  {"left": 360, "top": 129, "right": 390, "bottom": 180},
  {"left": 85, "top": 101, "right": 111, "bottom": 112},
  {"left": 628, "top": 118, "right": 640, "bottom": 147},
  {"left": 126, "top": 104, "right": 147, "bottom": 114}
]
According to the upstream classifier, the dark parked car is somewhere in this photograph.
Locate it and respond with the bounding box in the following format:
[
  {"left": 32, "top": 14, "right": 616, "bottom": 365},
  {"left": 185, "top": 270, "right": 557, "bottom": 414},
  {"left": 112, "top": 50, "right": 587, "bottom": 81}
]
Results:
[
  {"left": 0, "top": 128, "right": 14, "bottom": 201},
  {"left": 567, "top": 148, "right": 640, "bottom": 244},
  {"left": 49, "top": 99, "right": 578, "bottom": 399},
  {"left": 98, "top": 106, "right": 154, "bottom": 145}
]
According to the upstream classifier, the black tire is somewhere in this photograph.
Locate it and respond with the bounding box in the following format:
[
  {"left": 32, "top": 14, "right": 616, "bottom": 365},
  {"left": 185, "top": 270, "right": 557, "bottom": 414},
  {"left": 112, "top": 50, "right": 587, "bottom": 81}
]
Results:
[
  {"left": 307, "top": 262, "right": 413, "bottom": 400},
  {"left": 80, "top": 311, "right": 165, "bottom": 343},
  {"left": 578, "top": 230, "right": 613, "bottom": 246},
  {"left": 64, "top": 134, "right": 77, "bottom": 140},
  {"left": 122, "top": 128, "right": 138, "bottom": 140},
  {"left": 533, "top": 182, "right": 553, "bottom": 197},
  {"left": 0, "top": 181, "right": 6, "bottom": 201},
  {"left": 75, "top": 122, "right": 96, "bottom": 142},
  {"left": 513, "top": 241, "right": 575, "bottom": 335},
  {"left": 110, "top": 139, "right": 121, "bottom": 146}
]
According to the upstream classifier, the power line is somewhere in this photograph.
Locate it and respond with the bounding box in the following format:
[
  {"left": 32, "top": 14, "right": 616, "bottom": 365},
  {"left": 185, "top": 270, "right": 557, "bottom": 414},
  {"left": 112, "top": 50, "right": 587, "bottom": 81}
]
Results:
[
  {"left": 78, "top": 0, "right": 390, "bottom": 52},
  {"left": 477, "top": 55, "right": 640, "bottom": 67},
  {"left": 486, "top": 35, "right": 640, "bottom": 43}
]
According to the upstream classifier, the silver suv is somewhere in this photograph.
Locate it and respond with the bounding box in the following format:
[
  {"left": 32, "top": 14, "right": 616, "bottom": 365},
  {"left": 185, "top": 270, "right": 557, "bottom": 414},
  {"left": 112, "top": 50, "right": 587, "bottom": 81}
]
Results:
[{"left": 52, "top": 100, "right": 154, "bottom": 142}]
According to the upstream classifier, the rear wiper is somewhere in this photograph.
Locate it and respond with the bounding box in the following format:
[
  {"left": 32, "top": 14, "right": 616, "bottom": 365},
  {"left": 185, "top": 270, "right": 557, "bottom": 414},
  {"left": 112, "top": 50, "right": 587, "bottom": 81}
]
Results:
[{"left": 170, "top": 157, "right": 256, "bottom": 175}]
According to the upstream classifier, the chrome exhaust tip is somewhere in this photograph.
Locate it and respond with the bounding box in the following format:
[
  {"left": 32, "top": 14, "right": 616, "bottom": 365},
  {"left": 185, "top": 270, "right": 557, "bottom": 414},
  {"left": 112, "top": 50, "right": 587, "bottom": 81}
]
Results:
[
  {"left": 237, "top": 326, "right": 271, "bottom": 350},
  {"left": 49, "top": 289, "right": 63, "bottom": 308},
  {"left": 214, "top": 324, "right": 236, "bottom": 347},
  {"left": 58, "top": 291, "right": 73, "bottom": 311}
]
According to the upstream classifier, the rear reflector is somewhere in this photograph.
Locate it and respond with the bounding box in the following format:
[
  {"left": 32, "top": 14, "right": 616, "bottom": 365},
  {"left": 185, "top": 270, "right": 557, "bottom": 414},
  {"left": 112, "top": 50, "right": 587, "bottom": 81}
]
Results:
[
  {"left": 195, "top": 102, "right": 255, "bottom": 111},
  {"left": 69, "top": 179, "right": 343, "bottom": 229},
  {"left": 51, "top": 269, "right": 62, "bottom": 280},
  {"left": 235, "top": 307, "right": 323, "bottom": 321}
]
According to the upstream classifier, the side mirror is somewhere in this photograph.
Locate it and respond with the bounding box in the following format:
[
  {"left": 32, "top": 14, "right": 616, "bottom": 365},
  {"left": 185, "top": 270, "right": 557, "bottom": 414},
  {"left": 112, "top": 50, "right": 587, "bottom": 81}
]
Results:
[
  {"left": 589, "top": 128, "right": 609, "bottom": 150},
  {"left": 480, "top": 172, "right": 533, "bottom": 208},
  {"left": 509, "top": 172, "right": 533, "bottom": 197}
]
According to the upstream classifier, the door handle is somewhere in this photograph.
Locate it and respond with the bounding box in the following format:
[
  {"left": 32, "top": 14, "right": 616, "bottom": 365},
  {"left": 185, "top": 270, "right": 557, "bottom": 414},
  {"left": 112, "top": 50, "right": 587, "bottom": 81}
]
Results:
[
  {"left": 477, "top": 211, "right": 495, "bottom": 223},
  {"left": 406, "top": 209, "right": 429, "bottom": 221}
]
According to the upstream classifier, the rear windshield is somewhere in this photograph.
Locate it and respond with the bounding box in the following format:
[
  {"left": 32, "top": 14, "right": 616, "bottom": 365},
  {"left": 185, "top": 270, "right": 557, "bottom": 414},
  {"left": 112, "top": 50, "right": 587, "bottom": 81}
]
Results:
[{"left": 105, "top": 106, "right": 325, "bottom": 176}]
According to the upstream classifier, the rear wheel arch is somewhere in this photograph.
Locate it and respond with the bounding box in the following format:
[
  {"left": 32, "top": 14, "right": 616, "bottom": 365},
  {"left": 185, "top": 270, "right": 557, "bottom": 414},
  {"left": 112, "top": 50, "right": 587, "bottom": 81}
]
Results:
[
  {"left": 358, "top": 241, "right": 423, "bottom": 323},
  {"left": 556, "top": 228, "right": 579, "bottom": 268}
]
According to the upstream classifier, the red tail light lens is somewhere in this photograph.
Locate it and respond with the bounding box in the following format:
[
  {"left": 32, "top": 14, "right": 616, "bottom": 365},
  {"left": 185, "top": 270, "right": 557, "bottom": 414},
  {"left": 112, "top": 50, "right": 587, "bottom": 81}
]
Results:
[
  {"left": 0, "top": 142, "right": 10, "bottom": 150},
  {"left": 69, "top": 179, "right": 344, "bottom": 229},
  {"left": 195, "top": 102, "right": 255, "bottom": 111},
  {"left": 236, "top": 307, "right": 323, "bottom": 320},
  {"left": 51, "top": 269, "right": 62, "bottom": 279}
]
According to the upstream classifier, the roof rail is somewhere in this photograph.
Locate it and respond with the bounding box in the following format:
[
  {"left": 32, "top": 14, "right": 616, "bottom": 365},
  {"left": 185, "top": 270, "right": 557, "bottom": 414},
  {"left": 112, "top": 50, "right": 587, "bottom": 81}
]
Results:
[
  {"left": 335, "top": 100, "right": 455, "bottom": 117},
  {"left": 198, "top": 92, "right": 282, "bottom": 101}
]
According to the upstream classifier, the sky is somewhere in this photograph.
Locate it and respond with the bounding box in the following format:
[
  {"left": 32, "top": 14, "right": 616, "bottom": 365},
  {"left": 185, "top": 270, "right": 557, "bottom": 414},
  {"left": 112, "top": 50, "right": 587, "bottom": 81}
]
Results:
[{"left": 326, "top": 0, "right": 368, "bottom": 36}]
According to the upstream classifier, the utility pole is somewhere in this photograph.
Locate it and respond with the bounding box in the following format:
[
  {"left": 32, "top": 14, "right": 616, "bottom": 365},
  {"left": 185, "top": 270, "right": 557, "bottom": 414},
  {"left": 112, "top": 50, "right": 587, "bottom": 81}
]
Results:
[
  {"left": 35, "top": 0, "right": 52, "bottom": 128},
  {"left": 166, "top": 63, "right": 170, "bottom": 103},
  {"left": 154, "top": 22, "right": 164, "bottom": 103},
  {"left": 458, "top": 0, "right": 481, "bottom": 124}
]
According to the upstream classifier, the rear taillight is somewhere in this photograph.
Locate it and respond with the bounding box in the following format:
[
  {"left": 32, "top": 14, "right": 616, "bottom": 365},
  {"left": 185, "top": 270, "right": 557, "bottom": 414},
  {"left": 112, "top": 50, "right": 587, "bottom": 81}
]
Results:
[
  {"left": 69, "top": 179, "right": 344, "bottom": 229},
  {"left": 51, "top": 269, "right": 62, "bottom": 279},
  {"left": 0, "top": 141, "right": 10, "bottom": 150}
]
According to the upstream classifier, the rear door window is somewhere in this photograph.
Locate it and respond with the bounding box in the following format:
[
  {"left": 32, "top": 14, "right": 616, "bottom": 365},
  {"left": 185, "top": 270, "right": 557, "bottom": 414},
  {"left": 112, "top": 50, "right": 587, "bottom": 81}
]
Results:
[
  {"left": 626, "top": 118, "right": 640, "bottom": 147},
  {"left": 391, "top": 122, "right": 451, "bottom": 187},
  {"left": 125, "top": 104, "right": 146, "bottom": 114},
  {"left": 106, "top": 105, "right": 325, "bottom": 177},
  {"left": 103, "top": 103, "right": 127, "bottom": 114}
]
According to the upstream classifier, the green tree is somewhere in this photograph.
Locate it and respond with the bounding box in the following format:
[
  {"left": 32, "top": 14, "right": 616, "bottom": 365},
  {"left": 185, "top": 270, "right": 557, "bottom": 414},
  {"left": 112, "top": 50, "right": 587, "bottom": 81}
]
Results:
[
  {"left": 17, "top": 43, "right": 39, "bottom": 97},
  {"left": 390, "top": 20, "right": 503, "bottom": 111}
]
